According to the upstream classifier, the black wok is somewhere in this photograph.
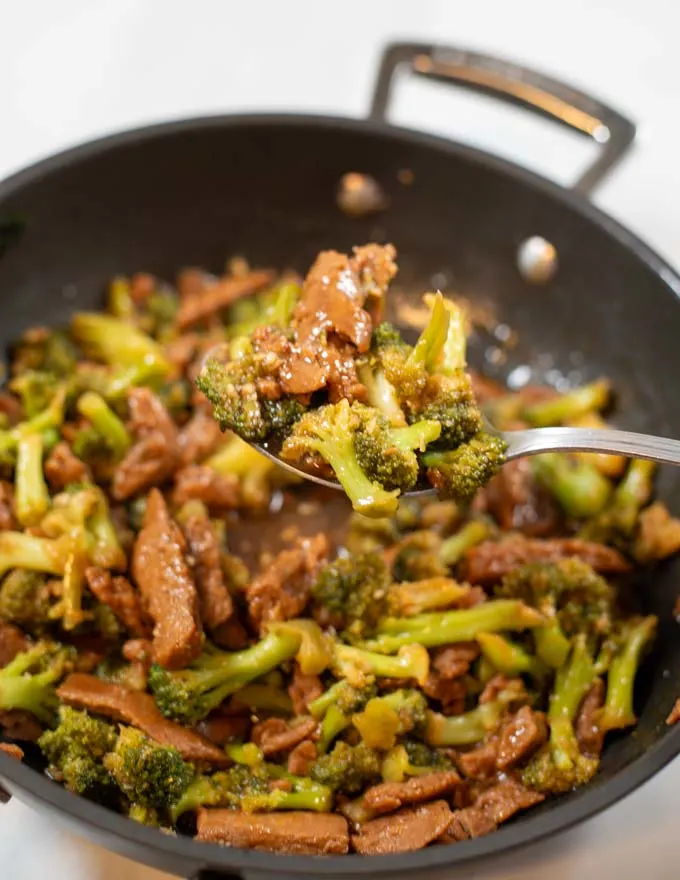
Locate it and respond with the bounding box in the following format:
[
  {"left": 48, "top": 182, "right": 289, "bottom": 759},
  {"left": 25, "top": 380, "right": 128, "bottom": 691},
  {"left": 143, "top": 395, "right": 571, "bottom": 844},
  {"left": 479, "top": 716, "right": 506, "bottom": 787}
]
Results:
[{"left": 1, "top": 42, "right": 679, "bottom": 880}]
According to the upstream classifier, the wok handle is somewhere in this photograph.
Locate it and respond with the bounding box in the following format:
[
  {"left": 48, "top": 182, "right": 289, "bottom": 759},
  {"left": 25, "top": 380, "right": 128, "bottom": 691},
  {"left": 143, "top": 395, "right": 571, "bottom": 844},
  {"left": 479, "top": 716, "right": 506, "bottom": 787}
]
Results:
[{"left": 369, "top": 42, "right": 636, "bottom": 196}]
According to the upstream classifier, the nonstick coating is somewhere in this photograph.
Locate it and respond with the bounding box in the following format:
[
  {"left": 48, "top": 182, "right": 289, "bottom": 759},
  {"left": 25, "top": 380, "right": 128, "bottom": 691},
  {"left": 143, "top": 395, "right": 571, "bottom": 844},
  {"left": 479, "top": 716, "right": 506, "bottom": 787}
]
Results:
[{"left": 1, "top": 114, "right": 680, "bottom": 880}]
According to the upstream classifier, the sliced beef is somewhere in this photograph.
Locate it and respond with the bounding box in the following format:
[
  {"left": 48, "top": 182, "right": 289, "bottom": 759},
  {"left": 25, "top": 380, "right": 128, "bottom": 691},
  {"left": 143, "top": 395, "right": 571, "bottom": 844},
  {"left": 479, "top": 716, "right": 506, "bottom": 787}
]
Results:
[
  {"left": 288, "top": 666, "right": 323, "bottom": 715},
  {"left": 0, "top": 621, "right": 28, "bottom": 667},
  {"left": 479, "top": 674, "right": 526, "bottom": 705},
  {"left": 432, "top": 643, "right": 480, "bottom": 680},
  {"left": 422, "top": 673, "right": 466, "bottom": 715},
  {"left": 667, "top": 699, "right": 680, "bottom": 726},
  {"left": 57, "top": 674, "right": 228, "bottom": 765},
  {"left": 287, "top": 740, "right": 318, "bottom": 776},
  {"left": 131, "top": 489, "right": 202, "bottom": 669},
  {"left": 457, "top": 741, "right": 498, "bottom": 780},
  {"left": 442, "top": 779, "right": 545, "bottom": 842},
  {"left": 196, "top": 809, "right": 349, "bottom": 854},
  {"left": 361, "top": 771, "right": 460, "bottom": 815},
  {"left": 121, "top": 638, "right": 152, "bottom": 667},
  {"left": 182, "top": 514, "right": 233, "bottom": 632},
  {"left": 176, "top": 269, "right": 275, "bottom": 330},
  {"left": 576, "top": 679, "right": 606, "bottom": 756},
  {"left": 0, "top": 711, "right": 42, "bottom": 742},
  {"left": 246, "top": 533, "right": 330, "bottom": 631},
  {"left": 112, "top": 388, "right": 180, "bottom": 501},
  {"left": 460, "top": 537, "right": 630, "bottom": 586},
  {"left": 251, "top": 716, "right": 318, "bottom": 756},
  {"left": 484, "top": 458, "right": 559, "bottom": 537},
  {"left": 211, "top": 617, "right": 250, "bottom": 651},
  {"left": 0, "top": 391, "right": 24, "bottom": 426},
  {"left": 198, "top": 714, "right": 250, "bottom": 745},
  {"left": 44, "top": 443, "right": 91, "bottom": 492},
  {"left": 0, "top": 480, "right": 17, "bottom": 531},
  {"left": 171, "top": 465, "right": 239, "bottom": 513},
  {"left": 85, "top": 567, "right": 152, "bottom": 639},
  {"left": 496, "top": 706, "right": 547, "bottom": 769},
  {"left": 351, "top": 800, "right": 453, "bottom": 855},
  {"left": 325, "top": 339, "right": 368, "bottom": 404},
  {"left": 0, "top": 742, "right": 23, "bottom": 760},
  {"left": 177, "top": 410, "right": 224, "bottom": 466}
]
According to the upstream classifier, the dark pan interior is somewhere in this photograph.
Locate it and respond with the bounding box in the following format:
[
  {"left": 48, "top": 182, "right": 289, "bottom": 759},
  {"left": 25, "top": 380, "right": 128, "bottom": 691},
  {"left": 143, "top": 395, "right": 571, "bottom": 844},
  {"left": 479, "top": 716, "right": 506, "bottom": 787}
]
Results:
[{"left": 0, "top": 116, "right": 680, "bottom": 878}]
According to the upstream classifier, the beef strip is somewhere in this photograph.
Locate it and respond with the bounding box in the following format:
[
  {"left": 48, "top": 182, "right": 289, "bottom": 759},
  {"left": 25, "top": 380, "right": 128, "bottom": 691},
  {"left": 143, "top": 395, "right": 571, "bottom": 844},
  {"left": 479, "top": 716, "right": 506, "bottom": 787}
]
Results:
[
  {"left": 176, "top": 269, "right": 275, "bottom": 330},
  {"left": 182, "top": 514, "right": 233, "bottom": 632},
  {"left": 361, "top": 771, "right": 461, "bottom": 815},
  {"left": 484, "top": 459, "right": 559, "bottom": 537},
  {"left": 112, "top": 388, "right": 180, "bottom": 501},
  {"left": 57, "top": 674, "right": 228, "bottom": 765},
  {"left": 211, "top": 617, "right": 250, "bottom": 651},
  {"left": 0, "top": 621, "right": 28, "bottom": 668},
  {"left": 459, "top": 537, "right": 630, "bottom": 586},
  {"left": 0, "top": 742, "right": 23, "bottom": 761},
  {"left": 457, "top": 741, "right": 498, "bottom": 780},
  {"left": 0, "top": 712, "right": 42, "bottom": 742},
  {"left": 442, "top": 778, "right": 545, "bottom": 842},
  {"left": 44, "top": 442, "right": 91, "bottom": 491},
  {"left": 576, "top": 679, "right": 606, "bottom": 756},
  {"left": 85, "top": 567, "right": 152, "bottom": 639},
  {"left": 288, "top": 666, "right": 323, "bottom": 715},
  {"left": 667, "top": 699, "right": 680, "bottom": 726},
  {"left": 432, "top": 643, "right": 480, "bottom": 680},
  {"left": 352, "top": 800, "right": 453, "bottom": 855},
  {"left": 479, "top": 674, "right": 526, "bottom": 705},
  {"left": 0, "top": 391, "right": 24, "bottom": 426},
  {"left": 251, "top": 717, "right": 318, "bottom": 756},
  {"left": 287, "top": 740, "right": 318, "bottom": 776},
  {"left": 171, "top": 465, "right": 239, "bottom": 514},
  {"left": 496, "top": 706, "right": 547, "bottom": 769},
  {"left": 177, "top": 410, "right": 225, "bottom": 466},
  {"left": 422, "top": 673, "right": 466, "bottom": 714},
  {"left": 325, "top": 338, "right": 368, "bottom": 404},
  {"left": 0, "top": 480, "right": 17, "bottom": 531},
  {"left": 131, "top": 489, "right": 202, "bottom": 669},
  {"left": 198, "top": 714, "right": 250, "bottom": 745},
  {"left": 246, "top": 533, "right": 330, "bottom": 631},
  {"left": 196, "top": 809, "right": 349, "bottom": 854}
]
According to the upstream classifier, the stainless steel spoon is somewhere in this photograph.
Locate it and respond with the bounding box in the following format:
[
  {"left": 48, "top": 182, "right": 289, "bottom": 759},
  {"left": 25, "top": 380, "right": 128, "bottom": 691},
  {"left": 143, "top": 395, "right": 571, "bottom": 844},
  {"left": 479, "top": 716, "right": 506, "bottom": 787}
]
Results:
[{"left": 254, "top": 425, "right": 680, "bottom": 498}]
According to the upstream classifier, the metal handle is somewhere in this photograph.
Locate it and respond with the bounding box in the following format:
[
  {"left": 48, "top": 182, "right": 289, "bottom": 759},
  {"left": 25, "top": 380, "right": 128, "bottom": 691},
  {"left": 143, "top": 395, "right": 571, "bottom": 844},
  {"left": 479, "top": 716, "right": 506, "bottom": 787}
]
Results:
[
  {"left": 503, "top": 427, "right": 680, "bottom": 466},
  {"left": 369, "top": 42, "right": 636, "bottom": 196}
]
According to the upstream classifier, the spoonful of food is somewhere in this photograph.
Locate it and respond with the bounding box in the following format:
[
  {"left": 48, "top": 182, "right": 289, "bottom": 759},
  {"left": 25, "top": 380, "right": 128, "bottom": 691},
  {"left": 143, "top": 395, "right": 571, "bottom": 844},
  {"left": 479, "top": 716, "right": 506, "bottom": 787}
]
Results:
[{"left": 196, "top": 241, "right": 680, "bottom": 518}]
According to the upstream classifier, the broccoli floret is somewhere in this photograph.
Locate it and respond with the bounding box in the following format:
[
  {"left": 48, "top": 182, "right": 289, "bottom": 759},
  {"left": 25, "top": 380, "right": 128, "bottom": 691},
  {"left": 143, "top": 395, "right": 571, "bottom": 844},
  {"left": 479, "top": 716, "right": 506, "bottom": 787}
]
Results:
[
  {"left": 308, "top": 680, "right": 378, "bottom": 721},
  {"left": 148, "top": 630, "right": 301, "bottom": 725},
  {"left": 532, "top": 453, "right": 612, "bottom": 519},
  {"left": 170, "top": 764, "right": 332, "bottom": 821},
  {"left": 386, "top": 576, "right": 472, "bottom": 616},
  {"left": 71, "top": 313, "right": 171, "bottom": 377},
  {"left": 580, "top": 459, "right": 656, "bottom": 545},
  {"left": 311, "top": 551, "right": 391, "bottom": 640},
  {"left": 266, "top": 619, "right": 333, "bottom": 676},
  {"left": 9, "top": 370, "right": 62, "bottom": 419},
  {"left": 353, "top": 689, "right": 428, "bottom": 749},
  {"left": 310, "top": 741, "right": 382, "bottom": 794},
  {"left": 381, "top": 740, "right": 454, "bottom": 782},
  {"left": 76, "top": 392, "right": 132, "bottom": 462},
  {"left": 11, "top": 327, "right": 77, "bottom": 378},
  {"left": 423, "top": 432, "right": 507, "bottom": 502},
  {"left": 333, "top": 644, "right": 430, "bottom": 689},
  {"left": 0, "top": 570, "right": 52, "bottom": 633},
  {"left": 280, "top": 400, "right": 400, "bottom": 517},
  {"left": 103, "top": 726, "right": 194, "bottom": 814},
  {"left": 598, "top": 616, "right": 656, "bottom": 733},
  {"left": 227, "top": 282, "right": 300, "bottom": 338},
  {"left": 522, "top": 744, "right": 598, "bottom": 794},
  {"left": 0, "top": 642, "right": 74, "bottom": 725}
]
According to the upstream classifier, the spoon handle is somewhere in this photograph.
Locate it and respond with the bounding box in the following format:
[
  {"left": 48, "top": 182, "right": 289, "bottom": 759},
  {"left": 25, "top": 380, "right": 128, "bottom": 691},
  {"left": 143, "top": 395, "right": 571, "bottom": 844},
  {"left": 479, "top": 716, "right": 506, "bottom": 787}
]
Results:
[{"left": 502, "top": 427, "right": 680, "bottom": 467}]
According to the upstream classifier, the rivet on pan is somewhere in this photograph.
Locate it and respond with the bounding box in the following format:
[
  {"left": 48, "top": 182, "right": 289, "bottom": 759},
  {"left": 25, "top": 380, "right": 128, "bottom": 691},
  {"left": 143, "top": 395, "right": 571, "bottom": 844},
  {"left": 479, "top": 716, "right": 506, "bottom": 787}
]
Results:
[{"left": 517, "top": 236, "right": 558, "bottom": 284}]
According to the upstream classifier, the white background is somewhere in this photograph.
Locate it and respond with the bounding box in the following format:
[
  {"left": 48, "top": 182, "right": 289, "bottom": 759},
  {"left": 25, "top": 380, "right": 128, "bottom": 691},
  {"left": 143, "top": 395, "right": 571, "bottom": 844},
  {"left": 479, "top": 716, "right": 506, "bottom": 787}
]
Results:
[{"left": 1, "top": 1, "right": 679, "bottom": 877}]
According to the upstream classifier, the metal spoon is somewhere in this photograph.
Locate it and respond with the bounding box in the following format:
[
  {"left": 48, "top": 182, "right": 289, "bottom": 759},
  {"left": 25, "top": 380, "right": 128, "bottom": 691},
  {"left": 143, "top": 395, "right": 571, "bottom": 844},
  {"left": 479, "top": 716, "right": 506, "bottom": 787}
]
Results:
[{"left": 253, "top": 425, "right": 680, "bottom": 498}]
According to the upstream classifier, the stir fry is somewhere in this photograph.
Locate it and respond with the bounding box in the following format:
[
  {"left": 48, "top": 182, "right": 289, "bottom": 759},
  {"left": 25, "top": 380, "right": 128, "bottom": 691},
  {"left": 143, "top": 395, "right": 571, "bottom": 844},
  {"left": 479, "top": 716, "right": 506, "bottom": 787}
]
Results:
[{"left": 0, "top": 245, "right": 679, "bottom": 857}]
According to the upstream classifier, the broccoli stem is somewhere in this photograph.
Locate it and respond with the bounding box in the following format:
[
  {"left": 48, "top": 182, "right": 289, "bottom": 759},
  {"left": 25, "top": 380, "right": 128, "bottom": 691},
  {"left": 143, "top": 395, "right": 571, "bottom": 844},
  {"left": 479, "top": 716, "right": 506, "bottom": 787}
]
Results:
[
  {"left": 318, "top": 705, "right": 351, "bottom": 753},
  {"left": 267, "top": 620, "right": 333, "bottom": 675},
  {"left": 610, "top": 459, "right": 656, "bottom": 535},
  {"left": 71, "top": 313, "right": 171, "bottom": 375},
  {"left": 200, "top": 631, "right": 301, "bottom": 681},
  {"left": 205, "top": 436, "right": 272, "bottom": 478},
  {"left": 425, "top": 703, "right": 504, "bottom": 746},
  {"left": 477, "top": 632, "right": 546, "bottom": 678},
  {"left": 534, "top": 620, "right": 572, "bottom": 669},
  {"left": 548, "top": 635, "right": 597, "bottom": 770},
  {"left": 388, "top": 577, "right": 472, "bottom": 616},
  {"left": 408, "top": 292, "right": 450, "bottom": 371},
  {"left": 0, "top": 645, "right": 63, "bottom": 724},
  {"left": 230, "top": 684, "right": 293, "bottom": 715},
  {"left": 357, "top": 365, "right": 406, "bottom": 427},
  {"left": 322, "top": 437, "right": 400, "bottom": 517},
  {"left": 522, "top": 379, "right": 611, "bottom": 427},
  {"left": 0, "top": 531, "right": 70, "bottom": 578},
  {"left": 368, "top": 600, "right": 544, "bottom": 652},
  {"left": 439, "top": 520, "right": 492, "bottom": 567},
  {"left": 308, "top": 681, "right": 350, "bottom": 720},
  {"left": 51, "top": 528, "right": 91, "bottom": 630},
  {"left": 15, "top": 433, "right": 50, "bottom": 527},
  {"left": 224, "top": 743, "right": 265, "bottom": 766},
  {"left": 333, "top": 643, "right": 430, "bottom": 687},
  {"left": 598, "top": 616, "right": 657, "bottom": 733},
  {"left": 76, "top": 392, "right": 132, "bottom": 461},
  {"left": 532, "top": 453, "right": 612, "bottom": 519},
  {"left": 389, "top": 420, "right": 441, "bottom": 453},
  {"left": 107, "top": 277, "right": 136, "bottom": 321},
  {"left": 86, "top": 490, "right": 127, "bottom": 571},
  {"left": 424, "top": 293, "right": 467, "bottom": 374}
]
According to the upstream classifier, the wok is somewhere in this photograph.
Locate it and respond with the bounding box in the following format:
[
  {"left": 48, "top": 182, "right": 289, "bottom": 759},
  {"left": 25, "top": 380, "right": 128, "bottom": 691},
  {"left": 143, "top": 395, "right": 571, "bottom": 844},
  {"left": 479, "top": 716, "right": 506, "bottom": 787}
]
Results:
[{"left": 1, "top": 41, "right": 679, "bottom": 880}]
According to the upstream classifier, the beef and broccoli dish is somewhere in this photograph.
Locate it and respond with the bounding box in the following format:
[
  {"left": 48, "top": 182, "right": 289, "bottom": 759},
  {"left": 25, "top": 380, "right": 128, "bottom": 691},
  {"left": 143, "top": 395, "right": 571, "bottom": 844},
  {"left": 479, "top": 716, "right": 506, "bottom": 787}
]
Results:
[
  {"left": 1, "top": 242, "right": 679, "bottom": 856},
  {"left": 196, "top": 243, "right": 506, "bottom": 516}
]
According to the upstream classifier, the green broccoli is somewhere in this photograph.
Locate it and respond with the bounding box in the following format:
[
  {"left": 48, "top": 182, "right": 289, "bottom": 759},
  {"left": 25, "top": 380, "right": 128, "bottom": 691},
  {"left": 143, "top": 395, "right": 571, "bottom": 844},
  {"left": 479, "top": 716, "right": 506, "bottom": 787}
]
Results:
[
  {"left": 532, "top": 453, "right": 612, "bottom": 519},
  {"left": 148, "top": 630, "right": 301, "bottom": 724},
  {"left": 0, "top": 642, "right": 73, "bottom": 725},
  {"left": 280, "top": 400, "right": 400, "bottom": 517},
  {"left": 425, "top": 680, "right": 525, "bottom": 747},
  {"left": 311, "top": 551, "right": 391, "bottom": 640},
  {"left": 598, "top": 616, "right": 657, "bottom": 733},
  {"left": 76, "top": 392, "right": 132, "bottom": 462},
  {"left": 521, "top": 379, "right": 611, "bottom": 427},
  {"left": 308, "top": 680, "right": 378, "bottom": 721},
  {"left": 103, "top": 726, "right": 194, "bottom": 814},
  {"left": 310, "top": 740, "right": 382, "bottom": 794},
  {"left": 266, "top": 619, "right": 333, "bottom": 676},
  {"left": 580, "top": 459, "right": 656, "bottom": 545},
  {"left": 38, "top": 706, "right": 119, "bottom": 802},
  {"left": 332, "top": 643, "right": 430, "bottom": 688},
  {"left": 70, "top": 313, "right": 171, "bottom": 378},
  {"left": 381, "top": 740, "right": 454, "bottom": 783},
  {"left": 353, "top": 689, "right": 428, "bottom": 749},
  {"left": 15, "top": 432, "right": 50, "bottom": 527},
  {"left": 423, "top": 433, "right": 507, "bottom": 502},
  {"left": 438, "top": 519, "right": 494, "bottom": 567},
  {"left": 11, "top": 327, "right": 77, "bottom": 378},
  {"left": 386, "top": 576, "right": 472, "bottom": 616},
  {"left": 227, "top": 282, "right": 300, "bottom": 338},
  {"left": 0, "top": 570, "right": 52, "bottom": 633},
  {"left": 9, "top": 371, "right": 62, "bottom": 419},
  {"left": 477, "top": 632, "right": 547, "bottom": 680}
]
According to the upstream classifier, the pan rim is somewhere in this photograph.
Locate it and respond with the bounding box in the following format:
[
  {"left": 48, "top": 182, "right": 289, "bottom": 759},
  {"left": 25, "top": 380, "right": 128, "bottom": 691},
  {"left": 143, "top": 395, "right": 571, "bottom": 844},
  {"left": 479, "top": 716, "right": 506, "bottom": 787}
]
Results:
[{"left": 1, "top": 110, "right": 680, "bottom": 874}]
